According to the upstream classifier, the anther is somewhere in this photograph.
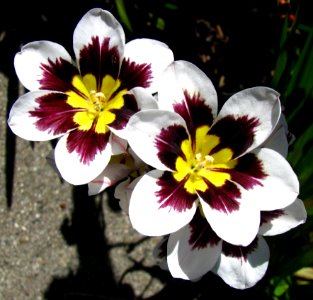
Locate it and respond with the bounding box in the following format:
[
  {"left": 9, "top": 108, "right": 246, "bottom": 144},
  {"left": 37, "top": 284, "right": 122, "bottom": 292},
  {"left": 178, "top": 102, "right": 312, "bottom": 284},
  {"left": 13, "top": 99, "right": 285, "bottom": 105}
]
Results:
[
  {"left": 90, "top": 90, "right": 106, "bottom": 111},
  {"left": 194, "top": 153, "right": 214, "bottom": 170}
]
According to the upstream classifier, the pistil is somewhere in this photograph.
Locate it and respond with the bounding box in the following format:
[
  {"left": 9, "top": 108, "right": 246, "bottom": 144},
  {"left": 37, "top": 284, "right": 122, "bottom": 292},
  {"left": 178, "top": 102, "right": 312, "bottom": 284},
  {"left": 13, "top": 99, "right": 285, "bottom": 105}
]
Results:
[
  {"left": 90, "top": 90, "right": 107, "bottom": 111},
  {"left": 194, "top": 153, "right": 215, "bottom": 170}
]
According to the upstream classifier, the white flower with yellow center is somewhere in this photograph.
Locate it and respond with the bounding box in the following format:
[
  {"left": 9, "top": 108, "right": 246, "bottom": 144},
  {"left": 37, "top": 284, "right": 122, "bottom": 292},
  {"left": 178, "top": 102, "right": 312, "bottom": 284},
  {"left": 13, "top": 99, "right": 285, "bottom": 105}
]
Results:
[
  {"left": 125, "top": 60, "right": 299, "bottom": 247},
  {"left": 8, "top": 8, "right": 174, "bottom": 185}
]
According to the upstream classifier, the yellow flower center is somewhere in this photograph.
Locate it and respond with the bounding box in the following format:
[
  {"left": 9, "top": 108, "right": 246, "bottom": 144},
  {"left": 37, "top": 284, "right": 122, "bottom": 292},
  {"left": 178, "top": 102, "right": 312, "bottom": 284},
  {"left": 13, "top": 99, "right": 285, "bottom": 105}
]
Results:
[
  {"left": 66, "top": 74, "right": 127, "bottom": 134},
  {"left": 193, "top": 153, "right": 215, "bottom": 170},
  {"left": 89, "top": 90, "right": 107, "bottom": 112},
  {"left": 173, "top": 125, "right": 237, "bottom": 194}
]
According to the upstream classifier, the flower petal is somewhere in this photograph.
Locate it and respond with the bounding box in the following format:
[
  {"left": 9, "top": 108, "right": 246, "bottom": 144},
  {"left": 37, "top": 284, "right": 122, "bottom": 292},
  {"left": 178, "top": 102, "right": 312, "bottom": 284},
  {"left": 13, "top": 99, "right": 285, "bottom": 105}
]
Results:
[
  {"left": 259, "top": 198, "right": 307, "bottom": 236},
  {"left": 115, "top": 176, "right": 142, "bottom": 215},
  {"left": 126, "top": 109, "right": 188, "bottom": 170},
  {"left": 124, "top": 38, "right": 174, "bottom": 94},
  {"left": 130, "top": 87, "right": 158, "bottom": 110},
  {"left": 110, "top": 134, "right": 128, "bottom": 155},
  {"left": 214, "top": 87, "right": 281, "bottom": 154},
  {"left": 246, "top": 148, "right": 299, "bottom": 211},
  {"left": 158, "top": 60, "right": 218, "bottom": 119},
  {"left": 167, "top": 221, "right": 222, "bottom": 280},
  {"left": 14, "top": 41, "right": 75, "bottom": 91},
  {"left": 213, "top": 236, "right": 270, "bottom": 289},
  {"left": 114, "top": 178, "right": 131, "bottom": 214},
  {"left": 88, "top": 163, "right": 130, "bottom": 196},
  {"left": 8, "top": 91, "right": 75, "bottom": 141},
  {"left": 262, "top": 114, "right": 289, "bottom": 158},
  {"left": 73, "top": 8, "right": 125, "bottom": 79},
  {"left": 129, "top": 169, "right": 197, "bottom": 236},
  {"left": 54, "top": 133, "right": 112, "bottom": 185},
  {"left": 109, "top": 87, "right": 158, "bottom": 139},
  {"left": 200, "top": 194, "right": 260, "bottom": 246}
]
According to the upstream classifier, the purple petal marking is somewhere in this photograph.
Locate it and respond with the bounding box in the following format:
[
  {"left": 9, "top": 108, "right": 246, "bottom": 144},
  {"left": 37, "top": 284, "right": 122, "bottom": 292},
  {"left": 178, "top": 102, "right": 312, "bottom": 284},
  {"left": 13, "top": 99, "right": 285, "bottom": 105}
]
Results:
[
  {"left": 39, "top": 58, "right": 82, "bottom": 94},
  {"left": 200, "top": 153, "right": 266, "bottom": 213},
  {"left": 118, "top": 58, "right": 152, "bottom": 92},
  {"left": 79, "top": 36, "right": 120, "bottom": 90},
  {"left": 222, "top": 237, "right": 259, "bottom": 261},
  {"left": 209, "top": 115, "right": 260, "bottom": 157},
  {"left": 156, "top": 171, "right": 197, "bottom": 212},
  {"left": 155, "top": 124, "right": 189, "bottom": 170},
  {"left": 173, "top": 90, "right": 214, "bottom": 139},
  {"left": 30, "top": 93, "right": 77, "bottom": 134},
  {"left": 109, "top": 93, "right": 139, "bottom": 129},
  {"left": 235, "top": 153, "right": 267, "bottom": 179},
  {"left": 189, "top": 209, "right": 220, "bottom": 250},
  {"left": 66, "top": 127, "right": 110, "bottom": 164},
  {"left": 261, "top": 209, "right": 284, "bottom": 225},
  {"left": 198, "top": 180, "right": 240, "bottom": 213},
  {"left": 220, "top": 153, "right": 267, "bottom": 190}
]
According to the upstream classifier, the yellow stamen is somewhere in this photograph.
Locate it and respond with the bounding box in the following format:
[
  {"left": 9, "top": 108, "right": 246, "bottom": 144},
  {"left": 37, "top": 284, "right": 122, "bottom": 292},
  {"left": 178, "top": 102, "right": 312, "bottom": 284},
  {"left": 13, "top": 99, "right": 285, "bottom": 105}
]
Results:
[
  {"left": 69, "top": 74, "right": 128, "bottom": 134},
  {"left": 89, "top": 90, "right": 107, "bottom": 111},
  {"left": 194, "top": 153, "right": 215, "bottom": 169},
  {"left": 173, "top": 125, "right": 237, "bottom": 193}
]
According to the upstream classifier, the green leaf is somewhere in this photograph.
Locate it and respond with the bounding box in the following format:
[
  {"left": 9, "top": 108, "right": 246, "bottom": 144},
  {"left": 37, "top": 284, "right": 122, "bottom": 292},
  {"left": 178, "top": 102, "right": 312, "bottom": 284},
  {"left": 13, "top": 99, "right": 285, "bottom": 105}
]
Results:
[
  {"left": 279, "top": 246, "right": 313, "bottom": 278},
  {"left": 273, "top": 278, "right": 290, "bottom": 297},
  {"left": 115, "top": 0, "right": 133, "bottom": 33},
  {"left": 288, "top": 121, "right": 313, "bottom": 204},
  {"left": 272, "top": 16, "right": 290, "bottom": 88},
  {"left": 289, "top": 122, "right": 313, "bottom": 167},
  {"left": 156, "top": 17, "right": 165, "bottom": 30},
  {"left": 285, "top": 25, "right": 313, "bottom": 123}
]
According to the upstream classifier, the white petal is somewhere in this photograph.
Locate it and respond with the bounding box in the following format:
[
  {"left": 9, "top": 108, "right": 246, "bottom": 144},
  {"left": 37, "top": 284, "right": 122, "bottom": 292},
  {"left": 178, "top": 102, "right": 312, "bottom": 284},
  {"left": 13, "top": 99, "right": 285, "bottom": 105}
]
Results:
[
  {"left": 114, "top": 178, "right": 131, "bottom": 214},
  {"left": 200, "top": 195, "right": 260, "bottom": 246},
  {"left": 213, "top": 236, "right": 270, "bottom": 289},
  {"left": 128, "top": 146, "right": 147, "bottom": 170},
  {"left": 8, "top": 91, "right": 68, "bottom": 141},
  {"left": 216, "top": 87, "right": 281, "bottom": 152},
  {"left": 73, "top": 8, "right": 125, "bottom": 68},
  {"left": 158, "top": 60, "right": 218, "bottom": 117},
  {"left": 109, "top": 87, "right": 158, "bottom": 140},
  {"left": 14, "top": 41, "right": 74, "bottom": 91},
  {"left": 110, "top": 134, "right": 128, "bottom": 155},
  {"left": 124, "top": 38, "right": 174, "bottom": 94},
  {"left": 259, "top": 198, "right": 307, "bottom": 236},
  {"left": 262, "top": 114, "right": 289, "bottom": 157},
  {"left": 114, "top": 176, "right": 142, "bottom": 215},
  {"left": 88, "top": 163, "right": 130, "bottom": 196},
  {"left": 167, "top": 224, "right": 222, "bottom": 280},
  {"left": 129, "top": 170, "right": 197, "bottom": 236},
  {"left": 54, "top": 134, "right": 112, "bottom": 185},
  {"left": 249, "top": 148, "right": 299, "bottom": 211},
  {"left": 130, "top": 87, "right": 158, "bottom": 110},
  {"left": 126, "top": 109, "right": 187, "bottom": 170}
]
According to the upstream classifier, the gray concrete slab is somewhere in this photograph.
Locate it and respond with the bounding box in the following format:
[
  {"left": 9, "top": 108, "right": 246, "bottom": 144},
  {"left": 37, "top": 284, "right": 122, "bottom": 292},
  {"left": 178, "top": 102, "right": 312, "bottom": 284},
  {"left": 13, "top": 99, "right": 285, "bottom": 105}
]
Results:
[{"left": 0, "top": 71, "right": 165, "bottom": 300}]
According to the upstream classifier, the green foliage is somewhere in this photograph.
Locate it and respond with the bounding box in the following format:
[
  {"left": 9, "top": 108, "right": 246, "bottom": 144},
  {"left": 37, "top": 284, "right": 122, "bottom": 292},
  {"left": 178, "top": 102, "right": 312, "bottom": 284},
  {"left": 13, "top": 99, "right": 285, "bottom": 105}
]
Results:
[
  {"left": 271, "top": 276, "right": 292, "bottom": 299},
  {"left": 272, "top": 0, "right": 313, "bottom": 215},
  {"left": 115, "top": 0, "right": 133, "bottom": 32},
  {"left": 269, "top": 0, "right": 313, "bottom": 298}
]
